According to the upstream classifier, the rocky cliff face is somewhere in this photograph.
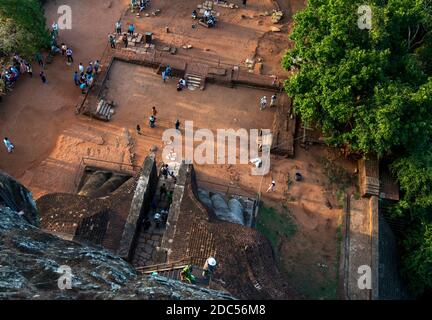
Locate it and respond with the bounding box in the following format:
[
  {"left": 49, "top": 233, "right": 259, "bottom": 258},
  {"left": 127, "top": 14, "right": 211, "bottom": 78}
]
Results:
[{"left": 0, "top": 171, "right": 233, "bottom": 300}]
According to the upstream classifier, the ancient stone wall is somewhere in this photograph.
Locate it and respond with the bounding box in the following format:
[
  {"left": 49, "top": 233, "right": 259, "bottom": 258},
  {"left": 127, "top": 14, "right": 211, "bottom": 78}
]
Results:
[{"left": 118, "top": 153, "right": 158, "bottom": 261}]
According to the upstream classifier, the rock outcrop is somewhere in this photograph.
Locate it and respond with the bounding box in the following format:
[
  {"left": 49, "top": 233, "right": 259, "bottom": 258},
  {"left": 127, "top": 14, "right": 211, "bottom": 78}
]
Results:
[{"left": 0, "top": 171, "right": 234, "bottom": 300}]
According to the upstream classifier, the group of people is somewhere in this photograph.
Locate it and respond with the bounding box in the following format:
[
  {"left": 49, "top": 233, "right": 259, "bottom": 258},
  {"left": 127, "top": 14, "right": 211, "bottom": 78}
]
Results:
[
  {"left": 135, "top": 106, "right": 181, "bottom": 132},
  {"left": 160, "top": 65, "right": 188, "bottom": 92},
  {"left": 130, "top": 0, "right": 150, "bottom": 12},
  {"left": 260, "top": 94, "right": 278, "bottom": 110},
  {"left": 109, "top": 22, "right": 137, "bottom": 49},
  {"left": 0, "top": 53, "right": 33, "bottom": 100},
  {"left": 192, "top": 8, "right": 217, "bottom": 28},
  {"left": 73, "top": 61, "right": 101, "bottom": 94}
]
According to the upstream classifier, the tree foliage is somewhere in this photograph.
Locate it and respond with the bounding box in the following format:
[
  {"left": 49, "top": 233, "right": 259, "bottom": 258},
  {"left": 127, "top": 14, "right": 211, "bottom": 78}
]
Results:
[
  {"left": 283, "top": 0, "right": 432, "bottom": 156},
  {"left": 284, "top": 0, "right": 432, "bottom": 296},
  {"left": 0, "top": 0, "right": 49, "bottom": 59}
]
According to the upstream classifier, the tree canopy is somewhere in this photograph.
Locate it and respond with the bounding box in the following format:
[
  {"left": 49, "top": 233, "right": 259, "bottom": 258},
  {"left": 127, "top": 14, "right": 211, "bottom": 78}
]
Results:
[
  {"left": 283, "top": 0, "right": 432, "bottom": 156},
  {"left": 283, "top": 0, "right": 432, "bottom": 296},
  {"left": 0, "top": 0, "right": 49, "bottom": 59}
]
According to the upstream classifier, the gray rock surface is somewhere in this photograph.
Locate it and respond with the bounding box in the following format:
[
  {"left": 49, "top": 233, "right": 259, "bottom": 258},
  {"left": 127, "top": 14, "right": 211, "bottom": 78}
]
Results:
[{"left": 0, "top": 172, "right": 234, "bottom": 300}]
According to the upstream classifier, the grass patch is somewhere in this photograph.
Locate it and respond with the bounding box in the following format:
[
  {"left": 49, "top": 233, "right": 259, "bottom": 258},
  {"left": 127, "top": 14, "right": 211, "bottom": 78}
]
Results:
[{"left": 256, "top": 203, "right": 297, "bottom": 253}]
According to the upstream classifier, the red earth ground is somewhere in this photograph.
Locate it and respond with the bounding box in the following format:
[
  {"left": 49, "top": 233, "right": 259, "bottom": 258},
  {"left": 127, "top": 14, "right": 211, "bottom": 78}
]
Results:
[{"left": 0, "top": 0, "right": 356, "bottom": 299}]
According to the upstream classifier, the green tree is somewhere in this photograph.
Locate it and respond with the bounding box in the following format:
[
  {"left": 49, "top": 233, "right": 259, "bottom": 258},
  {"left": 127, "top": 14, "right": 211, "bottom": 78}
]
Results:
[
  {"left": 283, "top": 0, "right": 432, "bottom": 156},
  {"left": 284, "top": 0, "right": 432, "bottom": 296},
  {"left": 0, "top": 0, "right": 50, "bottom": 59}
]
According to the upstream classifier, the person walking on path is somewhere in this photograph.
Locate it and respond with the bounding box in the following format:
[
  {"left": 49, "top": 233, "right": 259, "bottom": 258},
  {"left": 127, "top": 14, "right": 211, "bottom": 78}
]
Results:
[
  {"left": 93, "top": 60, "right": 100, "bottom": 74},
  {"left": 175, "top": 119, "right": 180, "bottom": 130},
  {"left": 35, "top": 52, "right": 44, "bottom": 69},
  {"left": 266, "top": 180, "right": 276, "bottom": 192},
  {"left": 86, "top": 62, "right": 93, "bottom": 75},
  {"left": 66, "top": 47, "right": 74, "bottom": 64},
  {"left": 39, "top": 71, "right": 47, "bottom": 84},
  {"left": 73, "top": 71, "right": 80, "bottom": 86},
  {"left": 128, "top": 23, "right": 135, "bottom": 36},
  {"left": 80, "top": 82, "right": 87, "bottom": 94},
  {"left": 149, "top": 115, "right": 156, "bottom": 128},
  {"left": 152, "top": 106, "right": 158, "bottom": 116},
  {"left": 162, "top": 71, "right": 167, "bottom": 83},
  {"left": 52, "top": 22, "right": 59, "bottom": 37},
  {"left": 3, "top": 137, "right": 14, "bottom": 153},
  {"left": 109, "top": 34, "right": 116, "bottom": 49},
  {"left": 122, "top": 33, "right": 128, "bottom": 48},
  {"left": 270, "top": 94, "right": 277, "bottom": 107},
  {"left": 115, "top": 21, "right": 122, "bottom": 34},
  {"left": 26, "top": 62, "right": 33, "bottom": 78},
  {"left": 260, "top": 96, "right": 267, "bottom": 110},
  {"left": 78, "top": 63, "right": 84, "bottom": 74},
  {"left": 61, "top": 43, "right": 67, "bottom": 56},
  {"left": 136, "top": 124, "right": 141, "bottom": 135}
]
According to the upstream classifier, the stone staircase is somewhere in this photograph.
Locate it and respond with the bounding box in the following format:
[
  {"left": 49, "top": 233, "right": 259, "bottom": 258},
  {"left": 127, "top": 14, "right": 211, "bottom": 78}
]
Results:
[
  {"left": 185, "top": 73, "right": 205, "bottom": 91},
  {"left": 136, "top": 258, "right": 210, "bottom": 286}
]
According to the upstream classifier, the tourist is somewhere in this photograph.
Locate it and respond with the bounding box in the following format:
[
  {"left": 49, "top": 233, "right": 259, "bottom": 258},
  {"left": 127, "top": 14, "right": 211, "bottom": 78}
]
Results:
[
  {"left": 154, "top": 212, "right": 162, "bottom": 228},
  {"left": 39, "top": 71, "right": 47, "bottom": 84},
  {"left": 162, "top": 70, "right": 167, "bottom": 82},
  {"left": 86, "top": 62, "right": 93, "bottom": 75},
  {"left": 123, "top": 33, "right": 129, "bottom": 48},
  {"left": 270, "top": 94, "right": 277, "bottom": 107},
  {"left": 177, "top": 78, "right": 186, "bottom": 91},
  {"left": 93, "top": 60, "right": 101, "bottom": 74},
  {"left": 115, "top": 21, "right": 122, "bottom": 34},
  {"left": 109, "top": 34, "right": 116, "bottom": 49},
  {"left": 66, "top": 47, "right": 74, "bottom": 63},
  {"left": 35, "top": 52, "right": 44, "bottom": 68},
  {"left": 152, "top": 106, "right": 158, "bottom": 116},
  {"left": 86, "top": 73, "right": 94, "bottom": 87},
  {"left": 3, "top": 137, "right": 14, "bottom": 153},
  {"left": 61, "top": 43, "right": 67, "bottom": 56},
  {"left": 204, "top": 9, "right": 211, "bottom": 21},
  {"left": 80, "top": 82, "right": 87, "bottom": 94},
  {"left": 266, "top": 180, "right": 276, "bottom": 192},
  {"left": 136, "top": 124, "right": 141, "bottom": 135},
  {"left": 202, "top": 257, "right": 217, "bottom": 278},
  {"left": 78, "top": 63, "right": 84, "bottom": 74},
  {"left": 80, "top": 72, "right": 86, "bottom": 84},
  {"left": 139, "top": 0, "right": 147, "bottom": 12},
  {"left": 51, "top": 44, "right": 61, "bottom": 55},
  {"left": 128, "top": 23, "right": 135, "bottom": 36},
  {"left": 52, "top": 21, "right": 59, "bottom": 37},
  {"left": 161, "top": 165, "right": 169, "bottom": 179},
  {"left": 165, "top": 65, "right": 172, "bottom": 77},
  {"left": 25, "top": 62, "right": 32, "bottom": 78},
  {"left": 169, "top": 171, "right": 177, "bottom": 184},
  {"left": 175, "top": 119, "right": 180, "bottom": 130},
  {"left": 149, "top": 115, "right": 156, "bottom": 127},
  {"left": 73, "top": 71, "right": 80, "bottom": 86},
  {"left": 260, "top": 96, "right": 267, "bottom": 110},
  {"left": 192, "top": 10, "right": 198, "bottom": 19}
]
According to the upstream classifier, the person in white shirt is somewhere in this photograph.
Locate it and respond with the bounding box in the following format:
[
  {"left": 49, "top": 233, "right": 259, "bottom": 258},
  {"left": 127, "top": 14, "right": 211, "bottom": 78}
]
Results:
[{"left": 266, "top": 180, "right": 276, "bottom": 192}]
